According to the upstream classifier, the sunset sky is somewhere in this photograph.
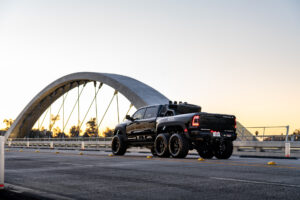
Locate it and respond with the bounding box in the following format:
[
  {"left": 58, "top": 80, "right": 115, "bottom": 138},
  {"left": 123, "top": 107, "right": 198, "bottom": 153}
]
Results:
[{"left": 0, "top": 0, "right": 299, "bottom": 134}]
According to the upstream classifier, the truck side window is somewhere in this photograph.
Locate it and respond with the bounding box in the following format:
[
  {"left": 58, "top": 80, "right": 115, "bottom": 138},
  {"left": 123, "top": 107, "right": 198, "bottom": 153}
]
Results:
[
  {"left": 144, "top": 106, "right": 159, "bottom": 119},
  {"left": 132, "top": 108, "right": 146, "bottom": 120},
  {"left": 165, "top": 110, "right": 175, "bottom": 116},
  {"left": 158, "top": 105, "right": 167, "bottom": 117}
]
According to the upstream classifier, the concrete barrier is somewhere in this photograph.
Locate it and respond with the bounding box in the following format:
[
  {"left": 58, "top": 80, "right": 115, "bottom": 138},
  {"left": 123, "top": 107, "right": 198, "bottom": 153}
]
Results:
[{"left": 233, "top": 141, "right": 300, "bottom": 149}]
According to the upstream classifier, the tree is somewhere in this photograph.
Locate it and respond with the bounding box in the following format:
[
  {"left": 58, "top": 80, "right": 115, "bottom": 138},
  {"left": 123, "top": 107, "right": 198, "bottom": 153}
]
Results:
[
  {"left": 3, "top": 119, "right": 14, "bottom": 130},
  {"left": 69, "top": 125, "right": 80, "bottom": 137},
  {"left": 83, "top": 118, "right": 98, "bottom": 137},
  {"left": 255, "top": 131, "right": 259, "bottom": 136},
  {"left": 49, "top": 114, "right": 60, "bottom": 130},
  {"left": 29, "top": 129, "right": 50, "bottom": 138},
  {"left": 102, "top": 127, "right": 114, "bottom": 137},
  {"left": 52, "top": 126, "right": 66, "bottom": 138},
  {"left": 293, "top": 129, "right": 300, "bottom": 135}
]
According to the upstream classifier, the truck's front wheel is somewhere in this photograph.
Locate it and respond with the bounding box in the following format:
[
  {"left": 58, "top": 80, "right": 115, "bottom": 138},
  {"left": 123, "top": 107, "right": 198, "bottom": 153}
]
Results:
[
  {"left": 150, "top": 146, "right": 157, "bottom": 157},
  {"left": 169, "top": 134, "right": 189, "bottom": 158},
  {"left": 154, "top": 133, "right": 170, "bottom": 157},
  {"left": 111, "top": 135, "right": 127, "bottom": 155},
  {"left": 214, "top": 140, "right": 233, "bottom": 159}
]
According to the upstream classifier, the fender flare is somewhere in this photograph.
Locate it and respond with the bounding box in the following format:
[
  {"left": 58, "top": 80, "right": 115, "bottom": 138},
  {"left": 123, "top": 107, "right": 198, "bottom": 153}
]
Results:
[
  {"left": 114, "top": 125, "right": 127, "bottom": 136},
  {"left": 156, "top": 122, "right": 189, "bottom": 138}
]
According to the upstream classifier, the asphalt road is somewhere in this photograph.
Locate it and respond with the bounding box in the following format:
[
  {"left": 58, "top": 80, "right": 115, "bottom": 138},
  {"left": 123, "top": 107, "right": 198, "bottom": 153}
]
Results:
[{"left": 3, "top": 149, "right": 300, "bottom": 200}]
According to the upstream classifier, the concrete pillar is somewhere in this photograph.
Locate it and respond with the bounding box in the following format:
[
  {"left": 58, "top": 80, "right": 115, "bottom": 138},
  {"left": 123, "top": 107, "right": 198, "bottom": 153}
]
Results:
[
  {"left": 0, "top": 136, "right": 5, "bottom": 189},
  {"left": 81, "top": 141, "right": 85, "bottom": 150},
  {"left": 8, "top": 141, "right": 11, "bottom": 147},
  {"left": 233, "top": 146, "right": 239, "bottom": 152},
  {"left": 50, "top": 142, "right": 54, "bottom": 149},
  {"left": 285, "top": 142, "right": 290, "bottom": 157},
  {"left": 26, "top": 141, "right": 30, "bottom": 148},
  {"left": 255, "top": 147, "right": 262, "bottom": 152}
]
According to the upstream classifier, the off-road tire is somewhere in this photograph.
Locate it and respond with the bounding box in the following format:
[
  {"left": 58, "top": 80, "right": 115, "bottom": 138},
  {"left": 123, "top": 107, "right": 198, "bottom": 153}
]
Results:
[
  {"left": 111, "top": 134, "right": 127, "bottom": 155},
  {"left": 154, "top": 133, "right": 170, "bottom": 157},
  {"left": 214, "top": 140, "right": 233, "bottom": 159},
  {"left": 196, "top": 142, "right": 214, "bottom": 159},
  {"left": 150, "top": 146, "right": 158, "bottom": 156},
  {"left": 168, "top": 134, "right": 189, "bottom": 158}
]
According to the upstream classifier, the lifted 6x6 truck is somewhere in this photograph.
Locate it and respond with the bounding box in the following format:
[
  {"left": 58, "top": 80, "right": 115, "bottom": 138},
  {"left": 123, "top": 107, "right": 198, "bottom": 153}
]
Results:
[{"left": 111, "top": 102, "right": 236, "bottom": 159}]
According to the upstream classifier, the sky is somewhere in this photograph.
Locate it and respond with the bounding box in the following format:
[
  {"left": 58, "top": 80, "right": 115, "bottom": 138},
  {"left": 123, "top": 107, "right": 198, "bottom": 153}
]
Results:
[{"left": 0, "top": 0, "right": 299, "bottom": 134}]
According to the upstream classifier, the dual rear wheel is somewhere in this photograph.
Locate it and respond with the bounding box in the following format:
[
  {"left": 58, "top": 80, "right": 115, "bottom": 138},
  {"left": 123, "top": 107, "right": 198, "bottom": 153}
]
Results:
[
  {"left": 154, "top": 133, "right": 189, "bottom": 158},
  {"left": 214, "top": 140, "right": 233, "bottom": 159},
  {"left": 197, "top": 140, "right": 233, "bottom": 159},
  {"left": 112, "top": 132, "right": 189, "bottom": 158}
]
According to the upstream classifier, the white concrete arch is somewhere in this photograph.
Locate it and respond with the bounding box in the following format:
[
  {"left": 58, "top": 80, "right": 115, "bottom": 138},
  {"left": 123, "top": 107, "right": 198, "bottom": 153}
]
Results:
[{"left": 5, "top": 72, "right": 169, "bottom": 138}]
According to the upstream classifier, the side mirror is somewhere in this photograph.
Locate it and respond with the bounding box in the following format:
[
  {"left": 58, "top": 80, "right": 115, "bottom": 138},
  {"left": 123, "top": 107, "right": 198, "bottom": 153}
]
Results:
[{"left": 126, "top": 115, "right": 133, "bottom": 121}]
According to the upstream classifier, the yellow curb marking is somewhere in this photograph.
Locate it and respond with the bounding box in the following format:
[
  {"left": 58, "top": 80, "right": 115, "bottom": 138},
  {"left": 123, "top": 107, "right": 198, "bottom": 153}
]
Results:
[{"left": 268, "top": 161, "right": 276, "bottom": 165}]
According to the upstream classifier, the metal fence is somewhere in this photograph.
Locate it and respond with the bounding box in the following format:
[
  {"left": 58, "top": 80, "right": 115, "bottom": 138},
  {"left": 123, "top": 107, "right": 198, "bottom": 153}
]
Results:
[
  {"left": 237, "top": 125, "right": 292, "bottom": 142},
  {"left": 6, "top": 137, "right": 113, "bottom": 150}
]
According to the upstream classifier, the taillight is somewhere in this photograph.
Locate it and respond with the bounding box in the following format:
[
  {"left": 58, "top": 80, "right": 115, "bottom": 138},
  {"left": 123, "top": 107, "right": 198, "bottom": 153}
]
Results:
[
  {"left": 192, "top": 115, "right": 200, "bottom": 126},
  {"left": 234, "top": 118, "right": 237, "bottom": 129}
]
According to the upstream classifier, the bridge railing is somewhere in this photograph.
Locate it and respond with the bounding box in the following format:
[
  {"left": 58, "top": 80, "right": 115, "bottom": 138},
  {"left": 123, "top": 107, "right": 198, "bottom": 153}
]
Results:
[
  {"left": 6, "top": 137, "right": 114, "bottom": 150},
  {"left": 9, "top": 135, "right": 300, "bottom": 143},
  {"left": 236, "top": 135, "right": 300, "bottom": 142},
  {"left": 9, "top": 137, "right": 113, "bottom": 142},
  {"left": 5, "top": 136, "right": 300, "bottom": 150},
  {"left": 5, "top": 137, "right": 300, "bottom": 157}
]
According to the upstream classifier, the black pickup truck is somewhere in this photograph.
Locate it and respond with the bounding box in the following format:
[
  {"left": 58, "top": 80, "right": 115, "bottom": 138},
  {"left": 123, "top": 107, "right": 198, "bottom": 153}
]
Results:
[{"left": 111, "top": 102, "right": 236, "bottom": 159}]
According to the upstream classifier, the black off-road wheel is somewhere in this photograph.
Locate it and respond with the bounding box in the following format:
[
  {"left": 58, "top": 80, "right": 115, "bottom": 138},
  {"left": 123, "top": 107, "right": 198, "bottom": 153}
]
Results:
[
  {"left": 214, "top": 140, "right": 233, "bottom": 159},
  {"left": 196, "top": 142, "right": 214, "bottom": 159},
  {"left": 111, "top": 135, "right": 127, "bottom": 155},
  {"left": 154, "top": 133, "right": 170, "bottom": 157},
  {"left": 168, "top": 134, "right": 189, "bottom": 158},
  {"left": 150, "top": 146, "right": 157, "bottom": 156}
]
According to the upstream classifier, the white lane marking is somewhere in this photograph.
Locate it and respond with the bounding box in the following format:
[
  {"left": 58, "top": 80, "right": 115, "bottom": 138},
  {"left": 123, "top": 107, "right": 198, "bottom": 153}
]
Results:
[{"left": 210, "top": 177, "right": 300, "bottom": 188}]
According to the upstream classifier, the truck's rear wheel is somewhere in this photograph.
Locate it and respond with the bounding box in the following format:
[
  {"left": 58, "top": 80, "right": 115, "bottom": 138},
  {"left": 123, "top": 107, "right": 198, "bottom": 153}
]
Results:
[
  {"left": 169, "top": 134, "right": 189, "bottom": 158},
  {"left": 111, "top": 135, "right": 127, "bottom": 155},
  {"left": 214, "top": 140, "right": 233, "bottom": 159},
  {"left": 154, "top": 133, "right": 170, "bottom": 157},
  {"left": 196, "top": 142, "right": 214, "bottom": 159}
]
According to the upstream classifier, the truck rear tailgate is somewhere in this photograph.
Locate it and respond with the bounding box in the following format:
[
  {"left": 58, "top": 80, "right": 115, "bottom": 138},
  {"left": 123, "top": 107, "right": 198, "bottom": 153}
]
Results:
[{"left": 199, "top": 114, "right": 235, "bottom": 131}]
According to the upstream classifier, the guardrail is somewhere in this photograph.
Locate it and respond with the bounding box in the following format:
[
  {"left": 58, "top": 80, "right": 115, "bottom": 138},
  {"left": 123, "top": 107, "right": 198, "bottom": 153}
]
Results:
[
  {"left": 236, "top": 135, "right": 300, "bottom": 142},
  {"left": 234, "top": 141, "right": 299, "bottom": 152},
  {"left": 6, "top": 137, "right": 113, "bottom": 150},
  {"left": 5, "top": 137, "right": 299, "bottom": 152}
]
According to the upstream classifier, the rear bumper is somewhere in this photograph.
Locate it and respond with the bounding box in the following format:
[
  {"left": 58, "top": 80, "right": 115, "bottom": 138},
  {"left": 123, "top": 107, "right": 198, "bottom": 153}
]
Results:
[{"left": 187, "top": 130, "right": 237, "bottom": 141}]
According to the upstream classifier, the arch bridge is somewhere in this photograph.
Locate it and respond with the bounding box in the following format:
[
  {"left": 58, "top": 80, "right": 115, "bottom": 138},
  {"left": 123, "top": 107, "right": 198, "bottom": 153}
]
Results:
[{"left": 5, "top": 72, "right": 169, "bottom": 139}]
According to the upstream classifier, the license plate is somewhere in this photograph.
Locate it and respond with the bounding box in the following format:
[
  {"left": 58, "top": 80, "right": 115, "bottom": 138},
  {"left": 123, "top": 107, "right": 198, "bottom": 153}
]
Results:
[{"left": 212, "top": 131, "right": 221, "bottom": 137}]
